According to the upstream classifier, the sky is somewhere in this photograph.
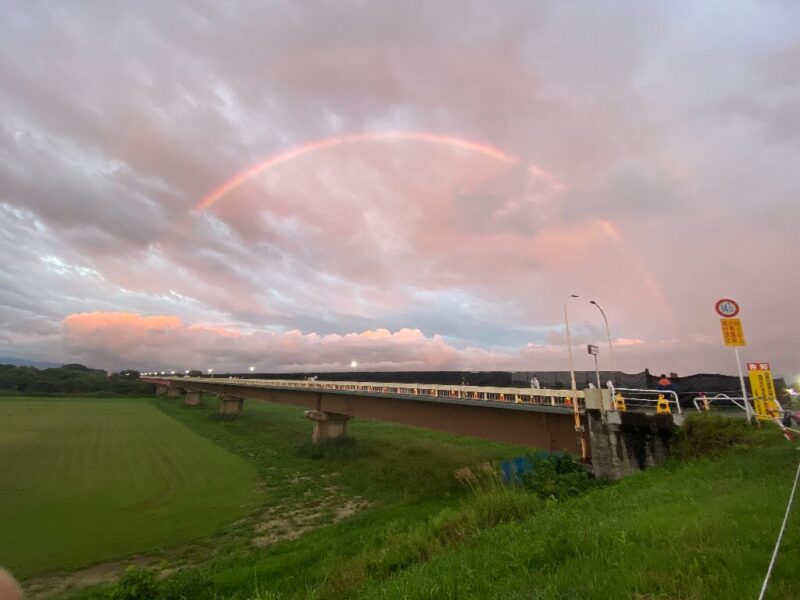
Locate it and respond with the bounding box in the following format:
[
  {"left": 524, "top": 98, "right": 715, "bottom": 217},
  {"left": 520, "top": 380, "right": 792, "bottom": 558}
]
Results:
[{"left": 0, "top": 1, "right": 798, "bottom": 377}]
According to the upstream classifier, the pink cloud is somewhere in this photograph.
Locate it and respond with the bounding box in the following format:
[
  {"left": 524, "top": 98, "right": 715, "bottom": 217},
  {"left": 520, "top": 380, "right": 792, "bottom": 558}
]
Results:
[
  {"left": 614, "top": 337, "right": 644, "bottom": 346},
  {"left": 62, "top": 311, "right": 560, "bottom": 372}
]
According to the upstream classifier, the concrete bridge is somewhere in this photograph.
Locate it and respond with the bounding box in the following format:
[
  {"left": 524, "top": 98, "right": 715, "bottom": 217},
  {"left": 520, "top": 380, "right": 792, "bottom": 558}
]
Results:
[{"left": 144, "top": 376, "right": 680, "bottom": 479}]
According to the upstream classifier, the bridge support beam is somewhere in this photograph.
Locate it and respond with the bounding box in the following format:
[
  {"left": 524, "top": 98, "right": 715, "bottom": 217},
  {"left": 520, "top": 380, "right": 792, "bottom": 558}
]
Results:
[
  {"left": 219, "top": 395, "right": 244, "bottom": 417},
  {"left": 155, "top": 384, "right": 168, "bottom": 396},
  {"left": 185, "top": 391, "right": 201, "bottom": 406},
  {"left": 305, "top": 410, "right": 351, "bottom": 444},
  {"left": 167, "top": 387, "right": 182, "bottom": 399}
]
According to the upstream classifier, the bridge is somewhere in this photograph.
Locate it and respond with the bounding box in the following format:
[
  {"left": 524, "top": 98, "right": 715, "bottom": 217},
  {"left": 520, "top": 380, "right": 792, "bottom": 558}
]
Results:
[{"left": 143, "top": 376, "right": 681, "bottom": 479}]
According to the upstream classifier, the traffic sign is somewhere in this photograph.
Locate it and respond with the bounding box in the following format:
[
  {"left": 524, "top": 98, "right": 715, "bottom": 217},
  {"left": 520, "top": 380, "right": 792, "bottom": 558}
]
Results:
[
  {"left": 715, "top": 298, "right": 740, "bottom": 317},
  {"left": 747, "top": 362, "right": 770, "bottom": 371},
  {"left": 720, "top": 318, "right": 745, "bottom": 346},
  {"left": 587, "top": 344, "right": 599, "bottom": 355}
]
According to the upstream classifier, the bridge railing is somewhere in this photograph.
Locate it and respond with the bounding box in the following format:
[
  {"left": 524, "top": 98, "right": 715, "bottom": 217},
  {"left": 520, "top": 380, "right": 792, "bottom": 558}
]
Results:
[
  {"left": 162, "top": 376, "right": 585, "bottom": 409},
  {"left": 613, "top": 388, "right": 682, "bottom": 415}
]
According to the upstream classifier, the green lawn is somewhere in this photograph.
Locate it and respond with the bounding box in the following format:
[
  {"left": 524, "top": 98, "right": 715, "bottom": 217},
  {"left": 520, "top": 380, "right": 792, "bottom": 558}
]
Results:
[
  {"left": 0, "top": 397, "right": 260, "bottom": 578},
  {"left": 9, "top": 393, "right": 797, "bottom": 599}
]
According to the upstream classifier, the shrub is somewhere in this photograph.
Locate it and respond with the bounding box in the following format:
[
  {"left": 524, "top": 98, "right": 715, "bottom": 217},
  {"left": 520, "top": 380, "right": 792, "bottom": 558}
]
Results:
[
  {"left": 521, "top": 451, "right": 597, "bottom": 501},
  {"left": 671, "top": 414, "right": 758, "bottom": 460},
  {"left": 108, "top": 567, "right": 158, "bottom": 600}
]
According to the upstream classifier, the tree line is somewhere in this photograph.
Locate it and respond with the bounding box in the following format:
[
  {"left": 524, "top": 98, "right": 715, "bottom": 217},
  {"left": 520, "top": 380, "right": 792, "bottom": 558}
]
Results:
[{"left": 0, "top": 363, "right": 155, "bottom": 395}]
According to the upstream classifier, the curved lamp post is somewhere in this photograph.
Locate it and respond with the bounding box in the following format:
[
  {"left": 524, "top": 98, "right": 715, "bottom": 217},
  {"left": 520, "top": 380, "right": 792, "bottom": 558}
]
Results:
[{"left": 589, "top": 300, "right": 616, "bottom": 374}]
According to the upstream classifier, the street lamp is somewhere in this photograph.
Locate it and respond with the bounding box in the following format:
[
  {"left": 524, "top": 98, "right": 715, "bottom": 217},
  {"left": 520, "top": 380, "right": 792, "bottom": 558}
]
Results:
[
  {"left": 563, "top": 294, "right": 579, "bottom": 391},
  {"left": 563, "top": 294, "right": 588, "bottom": 461},
  {"left": 207, "top": 368, "right": 214, "bottom": 376},
  {"left": 249, "top": 366, "right": 255, "bottom": 373},
  {"left": 589, "top": 300, "right": 616, "bottom": 375}
]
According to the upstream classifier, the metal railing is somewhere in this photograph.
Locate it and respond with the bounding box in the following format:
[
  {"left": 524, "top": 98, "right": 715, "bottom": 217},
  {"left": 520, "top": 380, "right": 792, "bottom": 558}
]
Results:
[
  {"left": 613, "top": 387, "right": 682, "bottom": 415},
  {"left": 155, "top": 376, "right": 585, "bottom": 409},
  {"left": 692, "top": 393, "right": 748, "bottom": 413},
  {"left": 692, "top": 393, "right": 784, "bottom": 419}
]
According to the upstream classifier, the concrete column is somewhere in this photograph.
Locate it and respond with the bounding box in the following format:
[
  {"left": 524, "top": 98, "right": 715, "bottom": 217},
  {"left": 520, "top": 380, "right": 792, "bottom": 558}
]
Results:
[
  {"left": 305, "top": 409, "right": 351, "bottom": 444},
  {"left": 219, "top": 395, "right": 244, "bottom": 417},
  {"left": 588, "top": 410, "right": 675, "bottom": 480},
  {"left": 155, "top": 385, "right": 168, "bottom": 396},
  {"left": 167, "top": 387, "right": 182, "bottom": 399},
  {"left": 185, "top": 391, "right": 201, "bottom": 406}
]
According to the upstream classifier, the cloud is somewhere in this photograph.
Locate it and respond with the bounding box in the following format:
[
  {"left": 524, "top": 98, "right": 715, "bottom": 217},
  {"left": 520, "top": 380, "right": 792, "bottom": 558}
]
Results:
[
  {"left": 0, "top": 2, "right": 798, "bottom": 376},
  {"left": 62, "top": 311, "right": 539, "bottom": 372}
]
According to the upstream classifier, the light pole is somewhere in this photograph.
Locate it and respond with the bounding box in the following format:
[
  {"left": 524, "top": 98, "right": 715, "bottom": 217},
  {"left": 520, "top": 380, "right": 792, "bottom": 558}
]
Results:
[
  {"left": 589, "top": 300, "right": 616, "bottom": 376},
  {"left": 563, "top": 294, "right": 579, "bottom": 391},
  {"left": 563, "top": 294, "right": 587, "bottom": 460}
]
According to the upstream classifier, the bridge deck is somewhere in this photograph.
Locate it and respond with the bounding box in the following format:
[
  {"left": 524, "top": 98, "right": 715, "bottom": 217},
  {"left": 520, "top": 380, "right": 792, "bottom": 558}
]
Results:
[{"left": 146, "top": 377, "right": 586, "bottom": 453}]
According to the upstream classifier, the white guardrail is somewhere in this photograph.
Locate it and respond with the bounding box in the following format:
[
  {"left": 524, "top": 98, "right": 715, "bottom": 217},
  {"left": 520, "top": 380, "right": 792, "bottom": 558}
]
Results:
[
  {"left": 159, "top": 377, "right": 585, "bottom": 409},
  {"left": 692, "top": 393, "right": 784, "bottom": 418}
]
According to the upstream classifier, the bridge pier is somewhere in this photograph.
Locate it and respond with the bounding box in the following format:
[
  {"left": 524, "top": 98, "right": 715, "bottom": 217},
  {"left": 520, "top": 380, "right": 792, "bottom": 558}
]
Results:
[
  {"left": 185, "top": 391, "right": 201, "bottom": 406},
  {"left": 167, "top": 387, "right": 182, "bottom": 399},
  {"left": 219, "top": 395, "right": 244, "bottom": 417},
  {"left": 305, "top": 410, "right": 351, "bottom": 444},
  {"left": 155, "top": 384, "right": 168, "bottom": 396},
  {"left": 588, "top": 410, "right": 675, "bottom": 480}
]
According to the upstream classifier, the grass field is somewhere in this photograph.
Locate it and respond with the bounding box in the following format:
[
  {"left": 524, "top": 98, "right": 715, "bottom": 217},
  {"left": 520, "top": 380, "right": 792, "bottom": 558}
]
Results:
[
  {"left": 85, "top": 399, "right": 799, "bottom": 600},
  {"left": 132, "top": 393, "right": 529, "bottom": 598},
  {"left": 359, "top": 442, "right": 800, "bottom": 599},
  {"left": 5, "top": 394, "right": 798, "bottom": 599},
  {"left": 0, "top": 397, "right": 260, "bottom": 579}
]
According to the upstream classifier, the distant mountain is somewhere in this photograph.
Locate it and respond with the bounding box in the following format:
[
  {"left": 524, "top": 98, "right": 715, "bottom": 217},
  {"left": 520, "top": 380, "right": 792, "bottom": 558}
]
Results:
[{"left": 0, "top": 356, "right": 61, "bottom": 369}]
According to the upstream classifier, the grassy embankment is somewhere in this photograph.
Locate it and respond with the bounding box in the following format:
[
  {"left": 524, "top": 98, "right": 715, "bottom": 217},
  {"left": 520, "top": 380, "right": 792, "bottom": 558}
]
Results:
[
  {"left": 5, "top": 393, "right": 798, "bottom": 599},
  {"left": 95, "top": 402, "right": 799, "bottom": 599},
  {"left": 2, "top": 393, "right": 528, "bottom": 597},
  {"left": 359, "top": 424, "right": 800, "bottom": 599}
]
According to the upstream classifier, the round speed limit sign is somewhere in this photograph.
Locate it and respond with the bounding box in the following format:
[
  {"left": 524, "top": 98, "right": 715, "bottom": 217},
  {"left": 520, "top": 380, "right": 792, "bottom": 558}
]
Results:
[{"left": 715, "top": 298, "right": 740, "bottom": 318}]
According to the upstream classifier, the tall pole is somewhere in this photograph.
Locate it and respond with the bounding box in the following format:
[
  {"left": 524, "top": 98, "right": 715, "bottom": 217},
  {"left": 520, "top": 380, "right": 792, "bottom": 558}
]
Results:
[
  {"left": 593, "top": 353, "right": 602, "bottom": 389},
  {"left": 734, "top": 346, "right": 753, "bottom": 423},
  {"left": 564, "top": 294, "right": 579, "bottom": 391},
  {"left": 590, "top": 300, "right": 616, "bottom": 375},
  {"left": 563, "top": 294, "right": 586, "bottom": 460}
]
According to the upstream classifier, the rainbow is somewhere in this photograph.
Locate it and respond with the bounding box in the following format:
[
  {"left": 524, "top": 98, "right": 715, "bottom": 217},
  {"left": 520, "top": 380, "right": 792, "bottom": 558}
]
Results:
[{"left": 196, "top": 130, "right": 560, "bottom": 211}]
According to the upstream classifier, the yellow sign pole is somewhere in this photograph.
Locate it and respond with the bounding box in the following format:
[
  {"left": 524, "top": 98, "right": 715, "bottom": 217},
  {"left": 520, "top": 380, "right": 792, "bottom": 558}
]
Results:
[{"left": 734, "top": 347, "right": 753, "bottom": 422}]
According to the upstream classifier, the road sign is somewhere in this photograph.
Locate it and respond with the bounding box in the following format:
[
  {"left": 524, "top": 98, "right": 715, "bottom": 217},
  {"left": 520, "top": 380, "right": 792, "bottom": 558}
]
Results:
[
  {"left": 720, "top": 318, "right": 745, "bottom": 346},
  {"left": 748, "top": 364, "right": 779, "bottom": 420},
  {"left": 715, "top": 298, "right": 740, "bottom": 317},
  {"left": 587, "top": 344, "right": 599, "bottom": 355}
]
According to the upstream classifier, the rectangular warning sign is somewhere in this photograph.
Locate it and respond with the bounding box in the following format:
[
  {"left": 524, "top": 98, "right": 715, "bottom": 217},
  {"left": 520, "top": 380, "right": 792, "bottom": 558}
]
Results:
[
  {"left": 719, "top": 318, "right": 745, "bottom": 346},
  {"left": 748, "top": 365, "right": 779, "bottom": 419}
]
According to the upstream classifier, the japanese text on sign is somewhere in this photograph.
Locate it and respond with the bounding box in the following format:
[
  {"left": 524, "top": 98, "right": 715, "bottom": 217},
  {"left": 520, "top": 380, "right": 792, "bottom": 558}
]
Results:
[
  {"left": 748, "top": 365, "right": 779, "bottom": 420},
  {"left": 719, "top": 318, "right": 745, "bottom": 346}
]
